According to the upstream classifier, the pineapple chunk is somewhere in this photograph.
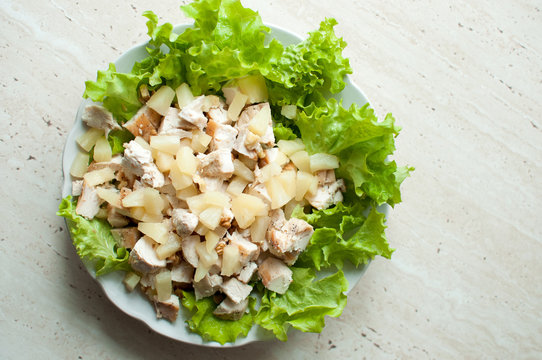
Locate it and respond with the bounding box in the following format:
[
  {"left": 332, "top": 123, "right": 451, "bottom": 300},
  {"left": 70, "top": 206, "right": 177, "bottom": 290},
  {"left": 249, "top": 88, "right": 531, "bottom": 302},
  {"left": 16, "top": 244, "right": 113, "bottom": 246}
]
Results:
[
  {"left": 191, "top": 130, "right": 212, "bottom": 153},
  {"left": 280, "top": 104, "right": 297, "bottom": 120},
  {"left": 196, "top": 241, "right": 218, "bottom": 268},
  {"left": 143, "top": 188, "right": 165, "bottom": 215},
  {"left": 227, "top": 92, "right": 248, "bottom": 122},
  {"left": 198, "top": 206, "right": 223, "bottom": 230},
  {"left": 295, "top": 171, "right": 316, "bottom": 201},
  {"left": 156, "top": 233, "right": 182, "bottom": 260},
  {"left": 277, "top": 170, "right": 296, "bottom": 199},
  {"left": 266, "top": 176, "right": 292, "bottom": 210},
  {"left": 93, "top": 136, "right": 112, "bottom": 163},
  {"left": 194, "top": 222, "right": 208, "bottom": 236},
  {"left": 250, "top": 216, "right": 271, "bottom": 243},
  {"left": 70, "top": 151, "right": 89, "bottom": 178},
  {"left": 83, "top": 167, "right": 115, "bottom": 187},
  {"left": 237, "top": 74, "right": 268, "bottom": 103},
  {"left": 123, "top": 272, "right": 141, "bottom": 292},
  {"left": 134, "top": 136, "right": 151, "bottom": 150},
  {"left": 221, "top": 244, "right": 242, "bottom": 276},
  {"left": 205, "top": 231, "right": 220, "bottom": 253},
  {"left": 137, "top": 222, "right": 169, "bottom": 244},
  {"left": 175, "top": 146, "right": 197, "bottom": 175},
  {"left": 154, "top": 270, "right": 172, "bottom": 301},
  {"left": 259, "top": 162, "right": 282, "bottom": 183},
  {"left": 96, "top": 187, "right": 121, "bottom": 208},
  {"left": 155, "top": 151, "right": 175, "bottom": 173},
  {"left": 122, "top": 188, "right": 146, "bottom": 207},
  {"left": 175, "top": 83, "right": 195, "bottom": 108},
  {"left": 289, "top": 150, "right": 311, "bottom": 173},
  {"left": 194, "top": 265, "right": 210, "bottom": 283},
  {"left": 147, "top": 86, "right": 175, "bottom": 116},
  {"left": 129, "top": 206, "right": 146, "bottom": 221},
  {"left": 222, "top": 86, "right": 242, "bottom": 106},
  {"left": 187, "top": 191, "right": 230, "bottom": 215},
  {"left": 231, "top": 194, "right": 267, "bottom": 229},
  {"left": 226, "top": 176, "right": 248, "bottom": 196},
  {"left": 141, "top": 212, "right": 163, "bottom": 223},
  {"left": 169, "top": 165, "right": 193, "bottom": 190},
  {"left": 309, "top": 153, "right": 340, "bottom": 172},
  {"left": 176, "top": 184, "right": 199, "bottom": 201},
  {"left": 77, "top": 128, "right": 104, "bottom": 152},
  {"left": 277, "top": 138, "right": 305, "bottom": 156},
  {"left": 150, "top": 135, "right": 181, "bottom": 155},
  {"left": 233, "top": 159, "right": 255, "bottom": 182},
  {"left": 248, "top": 105, "right": 271, "bottom": 136}
]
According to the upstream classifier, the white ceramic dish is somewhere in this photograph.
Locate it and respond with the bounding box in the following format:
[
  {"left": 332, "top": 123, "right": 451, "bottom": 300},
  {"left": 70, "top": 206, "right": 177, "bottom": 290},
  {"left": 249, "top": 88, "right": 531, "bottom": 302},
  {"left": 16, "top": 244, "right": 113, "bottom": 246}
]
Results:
[{"left": 62, "top": 23, "right": 383, "bottom": 347}]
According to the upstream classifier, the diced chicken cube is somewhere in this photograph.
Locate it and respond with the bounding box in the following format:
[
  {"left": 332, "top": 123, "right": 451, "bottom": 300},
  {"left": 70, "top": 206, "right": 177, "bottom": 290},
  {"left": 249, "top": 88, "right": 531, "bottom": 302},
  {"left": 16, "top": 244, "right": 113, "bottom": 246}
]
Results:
[
  {"left": 123, "top": 105, "right": 160, "bottom": 141},
  {"left": 179, "top": 95, "right": 208, "bottom": 130},
  {"left": 123, "top": 140, "right": 165, "bottom": 188},
  {"left": 247, "top": 182, "right": 272, "bottom": 206},
  {"left": 220, "top": 278, "right": 253, "bottom": 304},
  {"left": 269, "top": 218, "right": 314, "bottom": 254},
  {"left": 129, "top": 236, "right": 166, "bottom": 274},
  {"left": 181, "top": 235, "right": 200, "bottom": 268},
  {"left": 207, "top": 107, "right": 230, "bottom": 125},
  {"left": 236, "top": 262, "right": 258, "bottom": 284},
  {"left": 192, "top": 173, "right": 225, "bottom": 193},
  {"left": 81, "top": 104, "right": 121, "bottom": 136},
  {"left": 193, "top": 273, "right": 223, "bottom": 300},
  {"left": 228, "top": 231, "right": 259, "bottom": 265},
  {"left": 305, "top": 178, "right": 346, "bottom": 210},
  {"left": 316, "top": 169, "right": 336, "bottom": 184},
  {"left": 232, "top": 104, "right": 267, "bottom": 160},
  {"left": 198, "top": 149, "right": 234, "bottom": 179},
  {"left": 75, "top": 181, "right": 102, "bottom": 219},
  {"left": 266, "top": 209, "right": 286, "bottom": 240},
  {"left": 72, "top": 180, "right": 83, "bottom": 196},
  {"left": 258, "top": 257, "right": 292, "bottom": 294},
  {"left": 158, "top": 107, "right": 197, "bottom": 134},
  {"left": 206, "top": 121, "right": 238, "bottom": 152},
  {"left": 171, "top": 208, "right": 198, "bottom": 237},
  {"left": 170, "top": 261, "right": 194, "bottom": 285},
  {"left": 153, "top": 294, "right": 180, "bottom": 322},
  {"left": 213, "top": 297, "right": 248, "bottom": 321},
  {"left": 106, "top": 204, "right": 130, "bottom": 227},
  {"left": 110, "top": 227, "right": 140, "bottom": 249}
]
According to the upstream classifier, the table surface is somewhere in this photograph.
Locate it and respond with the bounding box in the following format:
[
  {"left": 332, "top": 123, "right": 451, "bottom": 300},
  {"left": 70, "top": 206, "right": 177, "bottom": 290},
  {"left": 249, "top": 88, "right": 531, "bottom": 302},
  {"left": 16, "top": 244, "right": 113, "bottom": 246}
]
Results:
[{"left": 1, "top": 0, "right": 541, "bottom": 359}]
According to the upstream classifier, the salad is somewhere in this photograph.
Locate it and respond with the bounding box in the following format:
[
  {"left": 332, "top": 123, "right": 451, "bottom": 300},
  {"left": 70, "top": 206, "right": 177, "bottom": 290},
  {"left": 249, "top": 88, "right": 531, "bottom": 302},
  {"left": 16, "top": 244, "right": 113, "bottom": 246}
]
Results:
[{"left": 58, "top": 0, "right": 412, "bottom": 345}]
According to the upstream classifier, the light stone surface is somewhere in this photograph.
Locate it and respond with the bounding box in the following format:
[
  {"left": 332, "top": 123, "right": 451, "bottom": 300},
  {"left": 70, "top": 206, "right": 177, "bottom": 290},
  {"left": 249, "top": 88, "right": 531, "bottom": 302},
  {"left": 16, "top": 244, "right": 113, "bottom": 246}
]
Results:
[{"left": 1, "top": 0, "right": 541, "bottom": 359}]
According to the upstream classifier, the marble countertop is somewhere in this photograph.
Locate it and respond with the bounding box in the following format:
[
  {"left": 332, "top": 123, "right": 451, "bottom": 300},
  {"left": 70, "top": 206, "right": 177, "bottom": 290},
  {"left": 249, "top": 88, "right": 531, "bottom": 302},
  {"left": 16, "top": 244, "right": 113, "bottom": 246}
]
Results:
[{"left": 1, "top": 0, "right": 540, "bottom": 358}]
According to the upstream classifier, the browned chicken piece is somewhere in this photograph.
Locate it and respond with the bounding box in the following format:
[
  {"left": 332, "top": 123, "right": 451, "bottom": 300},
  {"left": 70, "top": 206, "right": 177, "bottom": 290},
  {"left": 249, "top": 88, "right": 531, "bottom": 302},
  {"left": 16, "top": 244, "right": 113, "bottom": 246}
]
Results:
[
  {"left": 197, "top": 149, "right": 234, "bottom": 179},
  {"left": 206, "top": 120, "right": 238, "bottom": 152},
  {"left": 220, "top": 278, "right": 253, "bottom": 304},
  {"left": 153, "top": 294, "right": 180, "bottom": 322},
  {"left": 75, "top": 181, "right": 102, "bottom": 219},
  {"left": 123, "top": 105, "right": 160, "bottom": 141},
  {"left": 171, "top": 208, "right": 198, "bottom": 237},
  {"left": 213, "top": 297, "right": 248, "bottom": 321},
  {"left": 81, "top": 104, "right": 121, "bottom": 137},
  {"left": 158, "top": 107, "right": 197, "bottom": 134},
  {"left": 170, "top": 261, "right": 195, "bottom": 285},
  {"left": 179, "top": 95, "right": 208, "bottom": 130},
  {"left": 258, "top": 257, "right": 292, "bottom": 294},
  {"left": 129, "top": 236, "right": 166, "bottom": 274},
  {"left": 110, "top": 227, "right": 140, "bottom": 249},
  {"left": 194, "top": 273, "right": 223, "bottom": 300},
  {"left": 268, "top": 218, "right": 314, "bottom": 265},
  {"left": 122, "top": 140, "right": 165, "bottom": 188}
]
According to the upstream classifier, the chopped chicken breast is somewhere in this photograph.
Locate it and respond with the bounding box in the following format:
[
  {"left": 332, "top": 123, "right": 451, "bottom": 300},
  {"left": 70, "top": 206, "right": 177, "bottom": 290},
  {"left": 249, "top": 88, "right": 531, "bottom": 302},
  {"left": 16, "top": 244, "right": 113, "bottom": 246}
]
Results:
[
  {"left": 171, "top": 208, "right": 198, "bottom": 237},
  {"left": 179, "top": 95, "right": 208, "bottom": 130},
  {"left": 181, "top": 235, "right": 200, "bottom": 268},
  {"left": 228, "top": 231, "right": 259, "bottom": 265},
  {"left": 129, "top": 236, "right": 167, "bottom": 274},
  {"left": 258, "top": 257, "right": 292, "bottom": 294},
  {"left": 158, "top": 107, "right": 197, "bottom": 134},
  {"left": 123, "top": 105, "right": 160, "bottom": 141},
  {"left": 107, "top": 205, "right": 130, "bottom": 227},
  {"left": 170, "top": 261, "right": 194, "bottom": 285},
  {"left": 207, "top": 107, "right": 230, "bottom": 125},
  {"left": 153, "top": 294, "right": 180, "bottom": 322},
  {"left": 213, "top": 297, "right": 248, "bottom": 320},
  {"left": 81, "top": 104, "right": 121, "bottom": 136},
  {"left": 72, "top": 180, "right": 83, "bottom": 196},
  {"left": 110, "top": 227, "right": 140, "bottom": 249},
  {"left": 206, "top": 120, "right": 238, "bottom": 152},
  {"left": 123, "top": 140, "right": 165, "bottom": 188},
  {"left": 198, "top": 149, "right": 234, "bottom": 179},
  {"left": 194, "top": 273, "right": 223, "bottom": 300},
  {"left": 220, "top": 278, "right": 253, "bottom": 304},
  {"left": 236, "top": 261, "right": 258, "bottom": 283},
  {"left": 305, "top": 178, "right": 345, "bottom": 210},
  {"left": 75, "top": 181, "right": 102, "bottom": 219}
]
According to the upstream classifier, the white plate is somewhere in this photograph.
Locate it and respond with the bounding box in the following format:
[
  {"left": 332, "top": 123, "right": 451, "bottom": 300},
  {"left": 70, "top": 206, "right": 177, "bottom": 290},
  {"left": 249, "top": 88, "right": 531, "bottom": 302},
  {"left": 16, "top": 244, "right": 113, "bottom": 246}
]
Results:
[{"left": 62, "top": 23, "right": 384, "bottom": 347}]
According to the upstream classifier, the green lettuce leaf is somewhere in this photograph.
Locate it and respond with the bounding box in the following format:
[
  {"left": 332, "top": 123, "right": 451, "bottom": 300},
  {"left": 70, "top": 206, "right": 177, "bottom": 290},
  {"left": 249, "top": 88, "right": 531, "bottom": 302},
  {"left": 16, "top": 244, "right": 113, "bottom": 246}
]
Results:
[
  {"left": 266, "top": 18, "right": 352, "bottom": 106},
  {"left": 294, "top": 204, "right": 394, "bottom": 270},
  {"left": 57, "top": 196, "right": 131, "bottom": 276},
  {"left": 108, "top": 129, "right": 134, "bottom": 155},
  {"left": 181, "top": 291, "right": 255, "bottom": 345},
  {"left": 255, "top": 267, "right": 348, "bottom": 341}
]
